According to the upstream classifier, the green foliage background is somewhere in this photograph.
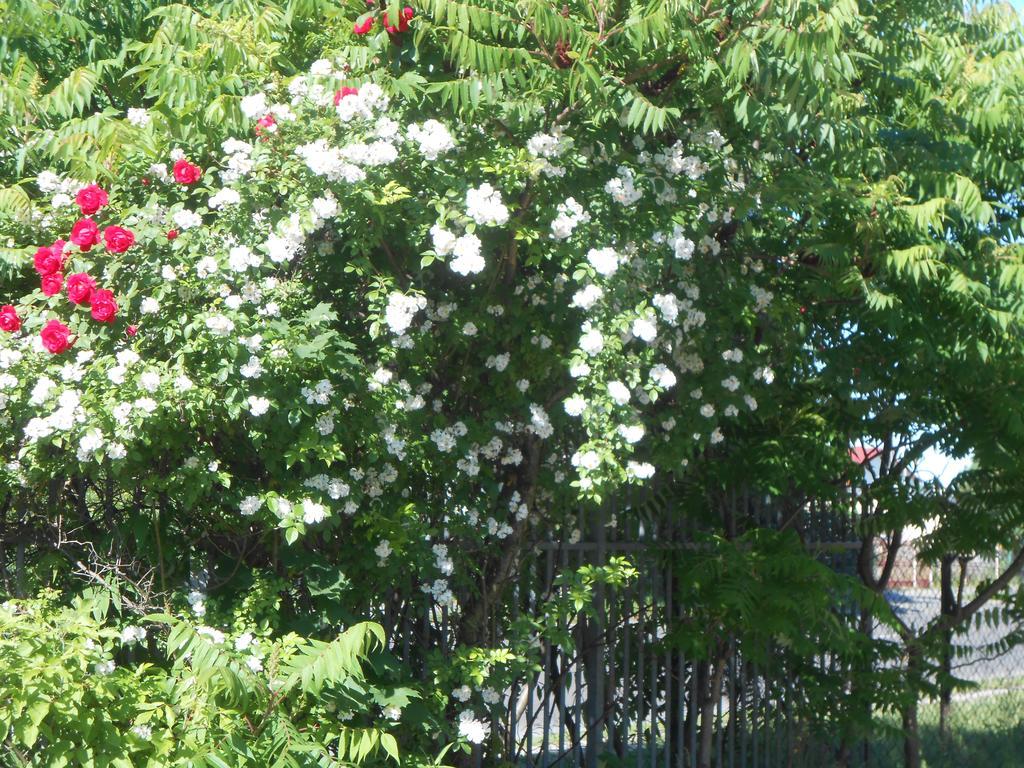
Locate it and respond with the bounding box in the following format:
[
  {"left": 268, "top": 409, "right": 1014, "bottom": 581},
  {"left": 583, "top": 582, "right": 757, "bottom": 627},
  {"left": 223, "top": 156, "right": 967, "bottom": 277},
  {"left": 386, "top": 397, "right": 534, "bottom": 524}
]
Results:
[{"left": 1, "top": 1, "right": 1024, "bottom": 767}]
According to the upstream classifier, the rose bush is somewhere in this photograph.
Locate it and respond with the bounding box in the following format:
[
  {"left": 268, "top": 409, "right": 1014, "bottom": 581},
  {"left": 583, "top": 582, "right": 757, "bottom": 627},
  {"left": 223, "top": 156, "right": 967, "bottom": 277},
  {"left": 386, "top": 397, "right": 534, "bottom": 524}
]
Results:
[{"left": 0, "top": 48, "right": 776, "bottom": 759}]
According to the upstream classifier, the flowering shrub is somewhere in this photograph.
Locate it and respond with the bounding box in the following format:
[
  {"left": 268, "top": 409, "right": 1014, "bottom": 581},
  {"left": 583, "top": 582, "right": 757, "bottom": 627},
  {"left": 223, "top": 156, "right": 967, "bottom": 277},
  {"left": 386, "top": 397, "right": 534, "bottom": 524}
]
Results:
[
  {"left": 5, "top": 1, "right": 1024, "bottom": 765},
  {"left": 3, "top": 80, "right": 773, "bottom": 491},
  {"left": 0, "top": 54, "right": 778, "bottom": 756}
]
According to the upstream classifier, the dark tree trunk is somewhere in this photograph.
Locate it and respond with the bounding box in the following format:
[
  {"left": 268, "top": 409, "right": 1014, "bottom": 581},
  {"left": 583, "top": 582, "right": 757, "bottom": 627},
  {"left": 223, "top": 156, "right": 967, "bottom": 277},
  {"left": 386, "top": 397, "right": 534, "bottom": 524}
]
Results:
[
  {"left": 667, "top": 648, "right": 684, "bottom": 768},
  {"left": 698, "top": 644, "right": 728, "bottom": 768},
  {"left": 685, "top": 658, "right": 708, "bottom": 761},
  {"left": 902, "top": 645, "right": 922, "bottom": 768},
  {"left": 938, "top": 555, "right": 956, "bottom": 737}
]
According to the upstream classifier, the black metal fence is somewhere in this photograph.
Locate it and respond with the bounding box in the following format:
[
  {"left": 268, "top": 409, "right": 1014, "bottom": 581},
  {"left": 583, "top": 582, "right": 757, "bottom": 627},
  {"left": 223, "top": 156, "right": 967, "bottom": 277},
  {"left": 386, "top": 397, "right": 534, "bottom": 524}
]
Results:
[{"left": 374, "top": 490, "right": 1024, "bottom": 767}]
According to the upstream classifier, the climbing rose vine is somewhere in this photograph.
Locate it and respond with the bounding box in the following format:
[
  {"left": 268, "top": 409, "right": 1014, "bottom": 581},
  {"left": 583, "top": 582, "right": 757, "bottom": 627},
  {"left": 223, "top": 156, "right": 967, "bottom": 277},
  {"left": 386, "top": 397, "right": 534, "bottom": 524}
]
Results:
[{"left": 0, "top": 55, "right": 778, "bottom": 754}]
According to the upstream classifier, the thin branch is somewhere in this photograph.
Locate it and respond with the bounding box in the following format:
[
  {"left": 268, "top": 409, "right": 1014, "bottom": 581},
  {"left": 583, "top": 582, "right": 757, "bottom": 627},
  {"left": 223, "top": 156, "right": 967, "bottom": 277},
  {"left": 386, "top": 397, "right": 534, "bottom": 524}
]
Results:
[{"left": 926, "top": 546, "right": 1024, "bottom": 639}]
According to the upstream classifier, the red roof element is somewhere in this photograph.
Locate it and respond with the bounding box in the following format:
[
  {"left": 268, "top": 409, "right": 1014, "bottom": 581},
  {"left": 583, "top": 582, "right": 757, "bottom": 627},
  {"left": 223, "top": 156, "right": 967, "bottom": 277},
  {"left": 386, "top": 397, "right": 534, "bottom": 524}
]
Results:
[{"left": 850, "top": 445, "right": 882, "bottom": 465}]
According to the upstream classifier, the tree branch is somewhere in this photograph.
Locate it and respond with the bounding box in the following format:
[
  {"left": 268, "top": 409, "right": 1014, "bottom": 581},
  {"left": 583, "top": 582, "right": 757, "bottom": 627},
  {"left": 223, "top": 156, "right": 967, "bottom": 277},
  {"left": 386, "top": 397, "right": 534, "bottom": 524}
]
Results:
[{"left": 924, "top": 546, "right": 1024, "bottom": 640}]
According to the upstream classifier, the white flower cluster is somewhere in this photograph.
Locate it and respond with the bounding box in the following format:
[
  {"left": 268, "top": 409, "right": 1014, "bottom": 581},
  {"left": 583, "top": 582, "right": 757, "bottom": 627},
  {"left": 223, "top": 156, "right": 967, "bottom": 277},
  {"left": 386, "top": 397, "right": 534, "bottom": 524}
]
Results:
[
  {"left": 384, "top": 292, "right": 427, "bottom": 335},
  {"left": 526, "top": 130, "right": 572, "bottom": 159},
  {"left": 626, "top": 460, "right": 656, "bottom": 479},
  {"left": 120, "top": 625, "right": 147, "bottom": 644},
  {"left": 295, "top": 139, "right": 366, "bottom": 184},
  {"left": 465, "top": 184, "right": 509, "bottom": 227},
  {"left": 36, "top": 171, "right": 85, "bottom": 197},
  {"left": 427, "top": 184, "right": 511, "bottom": 276},
  {"left": 206, "top": 314, "right": 235, "bottom": 336},
  {"left": 301, "top": 379, "right": 334, "bottom": 406},
  {"left": 263, "top": 213, "right": 306, "bottom": 264},
  {"left": 751, "top": 284, "right": 774, "bottom": 311},
  {"left": 631, "top": 313, "right": 658, "bottom": 343},
  {"left": 605, "top": 166, "right": 644, "bottom": 205},
  {"left": 572, "top": 284, "right": 603, "bottom": 310},
  {"left": 458, "top": 711, "right": 491, "bottom": 744},
  {"left": 432, "top": 225, "right": 485, "bottom": 276},
  {"left": 310, "top": 191, "right": 340, "bottom": 228},
  {"left": 239, "top": 495, "right": 263, "bottom": 516},
  {"left": 528, "top": 404, "right": 553, "bottom": 438},
  {"left": 208, "top": 187, "right": 242, "bottom": 210},
  {"left": 571, "top": 448, "right": 601, "bottom": 471},
  {"left": 430, "top": 421, "right": 468, "bottom": 453},
  {"left": 420, "top": 543, "right": 456, "bottom": 605},
  {"left": 126, "top": 108, "right": 150, "bottom": 127},
  {"left": 269, "top": 496, "right": 330, "bottom": 526},
  {"left": 227, "top": 244, "right": 262, "bottom": 272},
  {"left": 654, "top": 141, "right": 707, "bottom": 179},
  {"left": 24, "top": 389, "right": 86, "bottom": 443},
  {"left": 340, "top": 138, "right": 399, "bottom": 167},
  {"left": 407, "top": 119, "right": 456, "bottom": 160},
  {"left": 247, "top": 396, "right": 271, "bottom": 416},
  {"left": 187, "top": 571, "right": 209, "bottom": 617},
  {"left": 240, "top": 92, "right": 269, "bottom": 119},
  {"left": 335, "top": 84, "right": 389, "bottom": 122},
  {"left": 173, "top": 209, "right": 202, "bottom": 230},
  {"left": 221, "top": 139, "right": 255, "bottom": 183},
  {"left": 587, "top": 247, "right": 620, "bottom": 277},
  {"left": 579, "top": 322, "right": 604, "bottom": 356},
  {"left": 527, "top": 129, "right": 573, "bottom": 176},
  {"left": 666, "top": 225, "right": 695, "bottom": 260},
  {"left": 649, "top": 364, "right": 677, "bottom": 389},
  {"left": 550, "top": 197, "right": 589, "bottom": 240}
]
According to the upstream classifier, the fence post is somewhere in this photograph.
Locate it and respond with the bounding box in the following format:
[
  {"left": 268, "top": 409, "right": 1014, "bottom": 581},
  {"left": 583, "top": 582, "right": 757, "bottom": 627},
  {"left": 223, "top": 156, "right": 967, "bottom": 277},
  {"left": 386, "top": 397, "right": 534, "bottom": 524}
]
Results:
[{"left": 584, "top": 503, "right": 607, "bottom": 768}]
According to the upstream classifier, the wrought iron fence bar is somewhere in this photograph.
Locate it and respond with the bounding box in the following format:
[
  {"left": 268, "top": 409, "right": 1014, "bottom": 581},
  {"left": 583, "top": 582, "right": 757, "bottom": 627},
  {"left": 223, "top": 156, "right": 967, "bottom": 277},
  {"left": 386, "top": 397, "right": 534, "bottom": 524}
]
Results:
[
  {"left": 533, "top": 541, "right": 862, "bottom": 552},
  {"left": 662, "top": 563, "right": 671, "bottom": 768}
]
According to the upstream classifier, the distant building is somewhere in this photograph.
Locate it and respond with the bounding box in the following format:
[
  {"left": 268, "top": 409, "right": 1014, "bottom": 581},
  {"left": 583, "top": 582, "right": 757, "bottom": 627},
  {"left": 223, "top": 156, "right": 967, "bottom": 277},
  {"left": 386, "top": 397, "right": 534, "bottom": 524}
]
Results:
[{"left": 850, "top": 443, "right": 934, "bottom": 589}]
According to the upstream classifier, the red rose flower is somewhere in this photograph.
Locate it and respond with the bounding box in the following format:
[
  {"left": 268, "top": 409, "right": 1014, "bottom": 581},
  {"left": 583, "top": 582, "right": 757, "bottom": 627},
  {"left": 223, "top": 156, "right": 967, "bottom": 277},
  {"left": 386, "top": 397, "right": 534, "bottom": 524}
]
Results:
[
  {"left": 255, "top": 113, "right": 277, "bottom": 135},
  {"left": 70, "top": 218, "right": 100, "bottom": 251},
  {"left": 40, "top": 319, "right": 73, "bottom": 353},
  {"left": 75, "top": 184, "right": 109, "bottom": 216},
  {"left": 167, "top": 229, "right": 178, "bottom": 240},
  {"left": 90, "top": 288, "right": 118, "bottom": 323},
  {"left": 353, "top": 16, "right": 374, "bottom": 34},
  {"left": 0, "top": 305, "right": 20, "bottom": 332},
  {"left": 41, "top": 274, "right": 64, "bottom": 297},
  {"left": 334, "top": 87, "right": 359, "bottom": 105},
  {"left": 402, "top": 6, "right": 414, "bottom": 20},
  {"left": 172, "top": 158, "right": 203, "bottom": 185},
  {"left": 66, "top": 272, "right": 97, "bottom": 305},
  {"left": 126, "top": 325, "right": 139, "bottom": 337},
  {"left": 103, "top": 226, "right": 135, "bottom": 254},
  {"left": 33, "top": 245, "right": 63, "bottom": 276}
]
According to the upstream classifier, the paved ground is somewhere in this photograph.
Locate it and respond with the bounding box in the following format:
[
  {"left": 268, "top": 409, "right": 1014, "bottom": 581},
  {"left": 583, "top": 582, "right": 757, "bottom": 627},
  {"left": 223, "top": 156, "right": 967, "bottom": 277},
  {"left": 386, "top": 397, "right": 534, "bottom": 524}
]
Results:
[{"left": 879, "top": 589, "right": 1024, "bottom": 684}]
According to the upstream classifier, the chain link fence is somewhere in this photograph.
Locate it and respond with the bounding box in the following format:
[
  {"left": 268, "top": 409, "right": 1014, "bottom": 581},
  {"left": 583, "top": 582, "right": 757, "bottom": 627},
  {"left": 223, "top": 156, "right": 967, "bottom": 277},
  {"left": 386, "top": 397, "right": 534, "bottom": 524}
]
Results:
[{"left": 866, "top": 545, "right": 1024, "bottom": 767}]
